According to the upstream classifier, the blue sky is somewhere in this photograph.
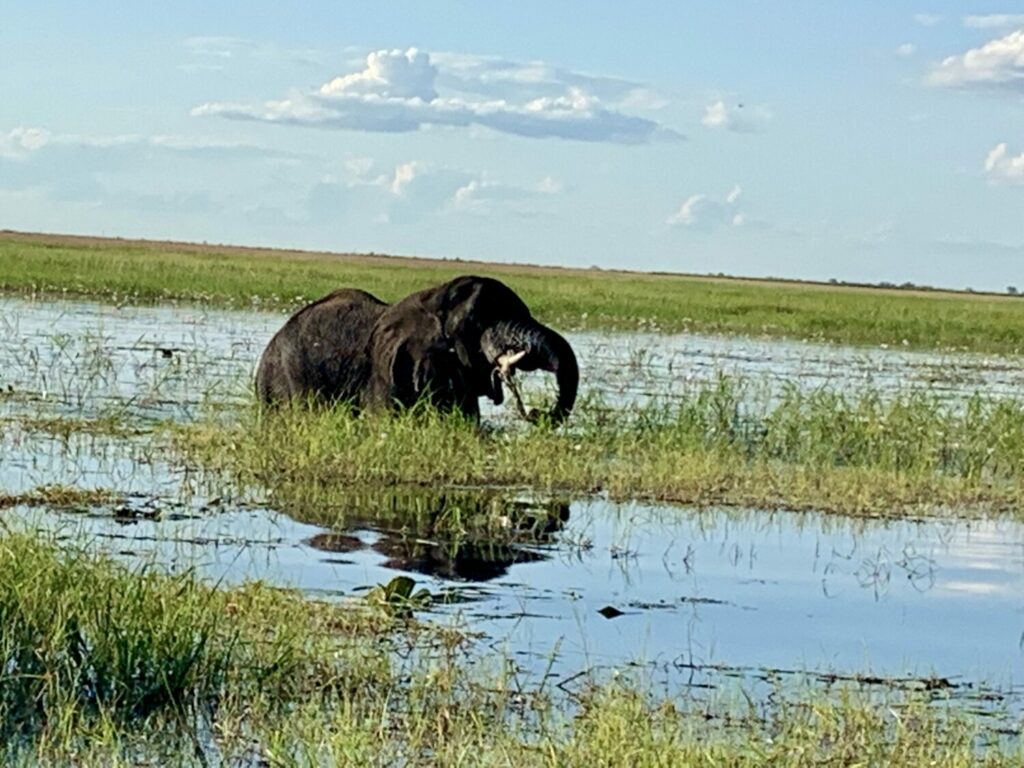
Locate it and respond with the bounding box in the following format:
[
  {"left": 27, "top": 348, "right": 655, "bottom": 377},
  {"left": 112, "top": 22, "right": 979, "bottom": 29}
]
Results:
[{"left": 2, "top": 2, "right": 1023, "bottom": 290}]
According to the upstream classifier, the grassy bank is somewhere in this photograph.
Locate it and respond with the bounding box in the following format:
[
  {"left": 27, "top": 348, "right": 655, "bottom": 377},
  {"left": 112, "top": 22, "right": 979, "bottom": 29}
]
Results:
[
  {"left": 0, "top": 532, "right": 1018, "bottom": 766},
  {"left": 5, "top": 232, "right": 1024, "bottom": 353},
  {"left": 176, "top": 380, "right": 1024, "bottom": 521}
]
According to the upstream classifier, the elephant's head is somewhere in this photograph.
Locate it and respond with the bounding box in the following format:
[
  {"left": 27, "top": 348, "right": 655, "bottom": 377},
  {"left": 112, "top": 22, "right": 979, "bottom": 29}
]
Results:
[{"left": 418, "top": 276, "right": 580, "bottom": 424}]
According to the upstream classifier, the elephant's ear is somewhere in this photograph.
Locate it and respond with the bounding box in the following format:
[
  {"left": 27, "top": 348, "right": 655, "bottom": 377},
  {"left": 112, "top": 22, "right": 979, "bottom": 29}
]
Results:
[
  {"left": 388, "top": 339, "right": 421, "bottom": 407},
  {"left": 389, "top": 338, "right": 445, "bottom": 406}
]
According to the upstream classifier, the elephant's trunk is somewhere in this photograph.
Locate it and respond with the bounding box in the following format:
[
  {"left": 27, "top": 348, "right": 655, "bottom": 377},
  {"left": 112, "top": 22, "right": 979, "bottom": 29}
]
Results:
[{"left": 482, "top": 321, "right": 579, "bottom": 424}]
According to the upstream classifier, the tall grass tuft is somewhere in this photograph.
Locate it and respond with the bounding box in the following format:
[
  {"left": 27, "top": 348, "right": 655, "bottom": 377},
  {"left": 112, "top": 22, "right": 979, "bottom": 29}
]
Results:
[{"left": 0, "top": 533, "right": 397, "bottom": 759}]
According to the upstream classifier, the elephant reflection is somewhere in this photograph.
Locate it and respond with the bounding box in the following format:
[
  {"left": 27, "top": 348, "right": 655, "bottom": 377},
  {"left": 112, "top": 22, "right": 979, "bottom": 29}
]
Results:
[{"left": 302, "top": 493, "right": 571, "bottom": 583}]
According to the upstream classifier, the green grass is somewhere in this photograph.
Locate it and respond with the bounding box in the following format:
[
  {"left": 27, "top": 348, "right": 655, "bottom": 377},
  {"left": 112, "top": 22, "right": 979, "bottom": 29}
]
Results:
[
  {"left": 0, "top": 532, "right": 399, "bottom": 762},
  {"left": 175, "top": 380, "right": 1024, "bottom": 521},
  {"left": 6, "top": 233, "right": 1024, "bottom": 352},
  {"left": 1, "top": 532, "right": 1020, "bottom": 766}
]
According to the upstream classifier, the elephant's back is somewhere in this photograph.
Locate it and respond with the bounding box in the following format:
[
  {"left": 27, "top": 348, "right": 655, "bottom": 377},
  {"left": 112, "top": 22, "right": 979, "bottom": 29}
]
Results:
[
  {"left": 256, "top": 288, "right": 388, "bottom": 404},
  {"left": 287, "top": 288, "right": 387, "bottom": 343}
]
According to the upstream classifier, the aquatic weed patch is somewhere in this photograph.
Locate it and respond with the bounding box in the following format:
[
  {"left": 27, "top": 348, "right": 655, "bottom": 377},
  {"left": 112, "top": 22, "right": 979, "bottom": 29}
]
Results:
[{"left": 146, "top": 679, "right": 1021, "bottom": 767}]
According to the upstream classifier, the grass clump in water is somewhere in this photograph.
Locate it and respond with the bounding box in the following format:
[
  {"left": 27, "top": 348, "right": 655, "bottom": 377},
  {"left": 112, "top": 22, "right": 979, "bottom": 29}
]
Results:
[
  {"left": 0, "top": 485, "right": 120, "bottom": 511},
  {"left": 177, "top": 380, "right": 1024, "bottom": 518}
]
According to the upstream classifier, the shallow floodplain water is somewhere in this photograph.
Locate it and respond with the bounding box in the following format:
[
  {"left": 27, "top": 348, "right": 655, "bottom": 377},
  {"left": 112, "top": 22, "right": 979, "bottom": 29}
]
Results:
[
  {"left": 5, "top": 296, "right": 1024, "bottom": 710},
  {"left": 5, "top": 295, "right": 1024, "bottom": 423}
]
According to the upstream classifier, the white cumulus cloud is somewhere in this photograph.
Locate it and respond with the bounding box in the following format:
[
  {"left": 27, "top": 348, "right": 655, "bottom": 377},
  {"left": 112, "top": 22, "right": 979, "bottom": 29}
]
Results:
[
  {"left": 192, "top": 47, "right": 680, "bottom": 144},
  {"left": 701, "top": 101, "right": 729, "bottom": 128},
  {"left": 985, "top": 142, "right": 1024, "bottom": 183},
  {"left": 896, "top": 43, "right": 917, "bottom": 57},
  {"left": 928, "top": 29, "right": 1024, "bottom": 91},
  {"left": 320, "top": 48, "right": 438, "bottom": 100}
]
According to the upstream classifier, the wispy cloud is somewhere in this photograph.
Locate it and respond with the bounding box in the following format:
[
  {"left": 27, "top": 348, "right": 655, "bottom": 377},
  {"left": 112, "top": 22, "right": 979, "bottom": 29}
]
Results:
[
  {"left": 913, "top": 13, "right": 942, "bottom": 27},
  {"left": 667, "top": 193, "right": 707, "bottom": 226},
  {"left": 931, "top": 236, "right": 1024, "bottom": 257},
  {"left": 310, "top": 156, "right": 562, "bottom": 222},
  {"left": 928, "top": 29, "right": 1024, "bottom": 92},
  {"left": 192, "top": 47, "right": 681, "bottom": 144},
  {"left": 700, "top": 100, "right": 771, "bottom": 132},
  {"left": 0, "top": 127, "right": 304, "bottom": 218},
  {"left": 963, "top": 14, "right": 1024, "bottom": 30},
  {"left": 895, "top": 43, "right": 917, "bottom": 58},
  {"left": 180, "top": 36, "right": 323, "bottom": 72},
  {"left": 430, "top": 51, "right": 658, "bottom": 106},
  {"left": 0, "top": 128, "right": 296, "bottom": 159},
  {"left": 984, "top": 142, "right": 1024, "bottom": 183}
]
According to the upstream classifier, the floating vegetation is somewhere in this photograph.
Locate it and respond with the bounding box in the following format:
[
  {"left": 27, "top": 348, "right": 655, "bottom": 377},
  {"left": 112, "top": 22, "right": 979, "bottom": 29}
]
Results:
[{"left": 365, "top": 575, "right": 434, "bottom": 618}]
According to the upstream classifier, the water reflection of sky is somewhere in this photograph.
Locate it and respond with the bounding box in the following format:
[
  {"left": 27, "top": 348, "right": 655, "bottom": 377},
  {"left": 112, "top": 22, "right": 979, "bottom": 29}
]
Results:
[{"left": 10, "top": 501, "right": 1024, "bottom": 696}]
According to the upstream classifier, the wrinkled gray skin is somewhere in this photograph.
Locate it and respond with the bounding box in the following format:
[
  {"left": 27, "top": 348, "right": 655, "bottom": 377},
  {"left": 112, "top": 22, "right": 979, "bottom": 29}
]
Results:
[{"left": 255, "top": 275, "right": 579, "bottom": 424}]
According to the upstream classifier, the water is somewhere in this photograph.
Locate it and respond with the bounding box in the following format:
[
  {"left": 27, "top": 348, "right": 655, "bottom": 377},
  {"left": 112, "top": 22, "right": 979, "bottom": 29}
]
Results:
[{"left": 4, "top": 295, "right": 1024, "bottom": 706}]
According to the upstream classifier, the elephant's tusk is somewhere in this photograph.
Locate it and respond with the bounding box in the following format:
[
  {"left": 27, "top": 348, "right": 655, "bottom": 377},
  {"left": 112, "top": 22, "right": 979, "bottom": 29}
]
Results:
[{"left": 496, "top": 349, "right": 527, "bottom": 377}]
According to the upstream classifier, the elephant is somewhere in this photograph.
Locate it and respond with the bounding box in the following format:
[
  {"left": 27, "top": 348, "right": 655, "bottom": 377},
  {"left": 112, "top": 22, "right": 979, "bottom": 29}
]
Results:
[{"left": 255, "top": 275, "right": 579, "bottom": 424}]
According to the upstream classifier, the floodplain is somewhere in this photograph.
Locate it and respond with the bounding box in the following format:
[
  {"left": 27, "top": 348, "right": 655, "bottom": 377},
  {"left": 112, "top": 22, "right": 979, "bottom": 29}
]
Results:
[{"left": 3, "top": 236, "right": 1024, "bottom": 764}]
